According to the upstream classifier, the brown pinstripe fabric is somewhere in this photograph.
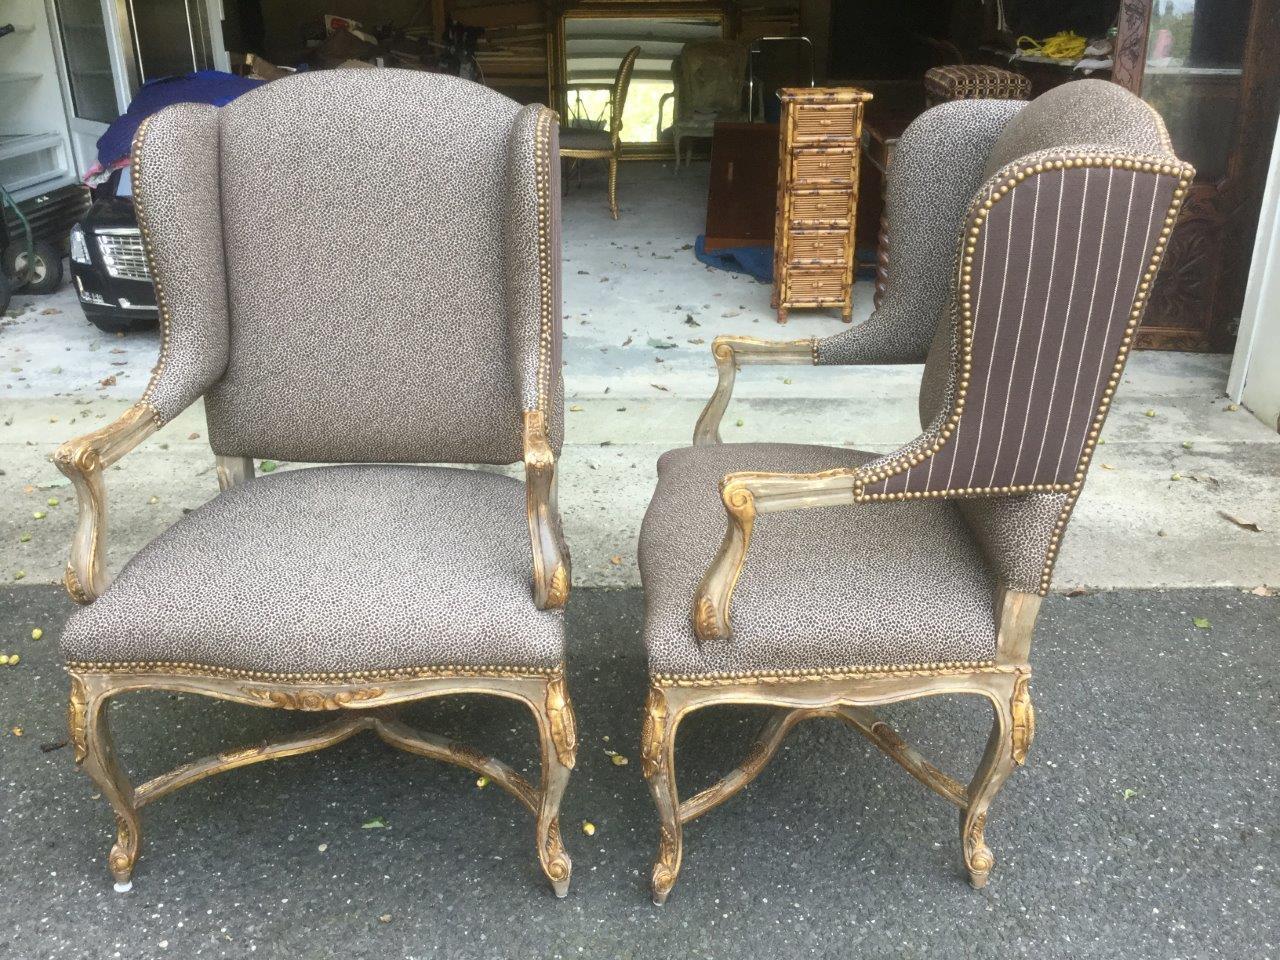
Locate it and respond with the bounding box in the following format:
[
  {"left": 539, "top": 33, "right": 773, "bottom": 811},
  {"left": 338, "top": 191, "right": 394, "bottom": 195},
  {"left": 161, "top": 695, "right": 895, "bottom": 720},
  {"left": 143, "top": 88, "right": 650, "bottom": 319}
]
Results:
[{"left": 862, "top": 162, "right": 1178, "bottom": 498}]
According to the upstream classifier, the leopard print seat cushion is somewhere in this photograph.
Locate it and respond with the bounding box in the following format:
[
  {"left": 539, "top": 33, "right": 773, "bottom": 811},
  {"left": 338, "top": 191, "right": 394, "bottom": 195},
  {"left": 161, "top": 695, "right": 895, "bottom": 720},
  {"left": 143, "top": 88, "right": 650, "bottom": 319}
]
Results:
[
  {"left": 639, "top": 443, "right": 998, "bottom": 679},
  {"left": 60, "top": 465, "right": 564, "bottom": 676}
]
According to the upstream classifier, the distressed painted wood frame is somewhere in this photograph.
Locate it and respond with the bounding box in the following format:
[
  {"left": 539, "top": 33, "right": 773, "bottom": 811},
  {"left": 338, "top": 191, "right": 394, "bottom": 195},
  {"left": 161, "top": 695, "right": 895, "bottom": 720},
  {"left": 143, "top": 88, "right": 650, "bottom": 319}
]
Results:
[
  {"left": 645, "top": 149, "right": 1192, "bottom": 903},
  {"left": 51, "top": 97, "right": 577, "bottom": 895},
  {"left": 53, "top": 407, "right": 578, "bottom": 896},
  {"left": 641, "top": 587, "right": 1038, "bottom": 904}
]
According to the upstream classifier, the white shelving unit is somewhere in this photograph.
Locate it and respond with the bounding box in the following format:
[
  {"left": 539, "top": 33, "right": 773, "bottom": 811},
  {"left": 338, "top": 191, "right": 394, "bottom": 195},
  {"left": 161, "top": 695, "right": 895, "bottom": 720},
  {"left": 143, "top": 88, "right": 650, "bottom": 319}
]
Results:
[{"left": 0, "top": 1, "right": 76, "bottom": 201}]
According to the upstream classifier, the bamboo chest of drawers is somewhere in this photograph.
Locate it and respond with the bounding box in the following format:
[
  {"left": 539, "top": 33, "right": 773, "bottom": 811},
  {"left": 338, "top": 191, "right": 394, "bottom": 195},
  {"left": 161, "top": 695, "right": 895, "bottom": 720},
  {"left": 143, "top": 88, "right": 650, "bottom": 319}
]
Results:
[{"left": 771, "top": 87, "right": 873, "bottom": 323}]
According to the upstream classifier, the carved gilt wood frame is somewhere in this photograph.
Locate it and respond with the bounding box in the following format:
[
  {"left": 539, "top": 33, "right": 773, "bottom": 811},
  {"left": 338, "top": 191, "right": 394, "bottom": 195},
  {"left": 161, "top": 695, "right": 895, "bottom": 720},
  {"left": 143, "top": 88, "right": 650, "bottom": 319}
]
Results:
[
  {"left": 51, "top": 101, "right": 578, "bottom": 896},
  {"left": 640, "top": 588, "right": 1038, "bottom": 903},
  {"left": 644, "top": 148, "right": 1191, "bottom": 903}
]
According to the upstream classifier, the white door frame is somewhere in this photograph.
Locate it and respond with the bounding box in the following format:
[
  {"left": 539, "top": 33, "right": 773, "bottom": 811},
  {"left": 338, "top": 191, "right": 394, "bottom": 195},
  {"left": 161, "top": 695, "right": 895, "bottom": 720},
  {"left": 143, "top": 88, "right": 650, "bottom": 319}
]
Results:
[{"left": 1227, "top": 109, "right": 1280, "bottom": 431}]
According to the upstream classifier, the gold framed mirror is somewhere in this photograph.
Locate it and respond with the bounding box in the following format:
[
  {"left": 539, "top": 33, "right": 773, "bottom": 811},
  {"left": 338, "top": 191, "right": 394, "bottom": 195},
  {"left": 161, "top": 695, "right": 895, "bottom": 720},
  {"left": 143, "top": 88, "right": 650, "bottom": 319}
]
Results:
[{"left": 556, "top": 3, "right": 728, "bottom": 158}]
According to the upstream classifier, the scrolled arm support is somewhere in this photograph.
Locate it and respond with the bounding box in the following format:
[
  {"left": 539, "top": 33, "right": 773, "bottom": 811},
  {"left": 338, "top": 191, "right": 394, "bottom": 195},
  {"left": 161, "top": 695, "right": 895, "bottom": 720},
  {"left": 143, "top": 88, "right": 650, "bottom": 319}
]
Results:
[
  {"left": 52, "top": 402, "right": 160, "bottom": 604},
  {"left": 524, "top": 410, "right": 570, "bottom": 610},
  {"left": 692, "top": 468, "right": 857, "bottom": 642},
  {"left": 692, "top": 336, "right": 817, "bottom": 446}
]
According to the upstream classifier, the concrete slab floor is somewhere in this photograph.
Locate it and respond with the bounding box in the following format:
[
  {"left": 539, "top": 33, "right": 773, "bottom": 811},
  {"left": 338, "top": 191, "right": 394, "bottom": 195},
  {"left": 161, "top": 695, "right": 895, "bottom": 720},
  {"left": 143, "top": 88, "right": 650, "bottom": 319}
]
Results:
[
  {"left": 0, "top": 585, "right": 1276, "bottom": 959},
  {"left": 2, "top": 161, "right": 1279, "bottom": 593}
]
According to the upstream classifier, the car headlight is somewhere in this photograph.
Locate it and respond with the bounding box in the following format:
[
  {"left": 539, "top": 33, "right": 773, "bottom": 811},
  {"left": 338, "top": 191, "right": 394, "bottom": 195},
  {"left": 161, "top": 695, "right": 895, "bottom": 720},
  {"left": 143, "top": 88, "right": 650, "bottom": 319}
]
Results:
[{"left": 70, "top": 225, "right": 91, "bottom": 265}]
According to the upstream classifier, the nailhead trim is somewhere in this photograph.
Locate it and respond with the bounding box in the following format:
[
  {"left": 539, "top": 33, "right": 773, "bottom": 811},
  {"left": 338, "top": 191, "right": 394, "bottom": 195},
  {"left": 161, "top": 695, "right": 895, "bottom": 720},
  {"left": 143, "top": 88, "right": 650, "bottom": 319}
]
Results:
[
  {"left": 130, "top": 116, "right": 174, "bottom": 427},
  {"left": 65, "top": 660, "right": 562, "bottom": 683},
  {"left": 845, "top": 151, "right": 1193, "bottom": 594},
  {"left": 654, "top": 659, "right": 1004, "bottom": 687},
  {"left": 533, "top": 106, "right": 555, "bottom": 415}
]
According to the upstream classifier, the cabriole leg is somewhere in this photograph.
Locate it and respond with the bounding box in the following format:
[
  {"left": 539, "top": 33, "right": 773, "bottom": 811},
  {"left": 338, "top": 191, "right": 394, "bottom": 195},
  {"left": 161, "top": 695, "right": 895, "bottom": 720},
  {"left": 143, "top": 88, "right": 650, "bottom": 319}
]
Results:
[
  {"left": 961, "top": 685, "right": 1018, "bottom": 888},
  {"left": 69, "top": 676, "right": 141, "bottom": 891},
  {"left": 534, "top": 676, "right": 576, "bottom": 897},
  {"left": 641, "top": 685, "right": 683, "bottom": 904}
]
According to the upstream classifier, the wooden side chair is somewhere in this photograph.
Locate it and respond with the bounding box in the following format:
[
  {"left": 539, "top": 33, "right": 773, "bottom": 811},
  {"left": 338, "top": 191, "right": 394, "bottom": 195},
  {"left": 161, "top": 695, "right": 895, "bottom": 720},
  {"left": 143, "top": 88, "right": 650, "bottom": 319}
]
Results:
[
  {"left": 669, "top": 39, "right": 747, "bottom": 167},
  {"left": 636, "top": 80, "right": 1191, "bottom": 903},
  {"left": 54, "top": 70, "right": 577, "bottom": 896},
  {"left": 560, "top": 46, "right": 641, "bottom": 220}
]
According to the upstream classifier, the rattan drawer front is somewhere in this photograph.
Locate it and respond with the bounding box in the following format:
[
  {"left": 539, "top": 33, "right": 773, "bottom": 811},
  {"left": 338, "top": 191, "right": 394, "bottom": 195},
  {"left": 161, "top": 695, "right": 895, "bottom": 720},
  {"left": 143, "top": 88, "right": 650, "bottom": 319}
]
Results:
[
  {"left": 789, "top": 231, "right": 848, "bottom": 264},
  {"left": 791, "top": 150, "right": 855, "bottom": 185},
  {"left": 785, "top": 268, "right": 847, "bottom": 303},
  {"left": 793, "top": 104, "right": 858, "bottom": 141},
  {"left": 789, "top": 191, "right": 852, "bottom": 225}
]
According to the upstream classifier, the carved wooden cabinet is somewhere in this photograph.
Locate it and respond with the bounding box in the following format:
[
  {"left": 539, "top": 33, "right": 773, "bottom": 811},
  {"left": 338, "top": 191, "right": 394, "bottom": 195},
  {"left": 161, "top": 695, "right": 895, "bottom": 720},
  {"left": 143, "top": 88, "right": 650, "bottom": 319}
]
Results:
[{"left": 771, "top": 87, "right": 872, "bottom": 324}]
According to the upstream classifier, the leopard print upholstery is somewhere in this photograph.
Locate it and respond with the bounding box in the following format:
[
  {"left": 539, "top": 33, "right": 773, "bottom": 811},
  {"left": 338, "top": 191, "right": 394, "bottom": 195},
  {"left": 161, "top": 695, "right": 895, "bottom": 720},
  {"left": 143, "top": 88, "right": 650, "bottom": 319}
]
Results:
[
  {"left": 981, "top": 78, "right": 1172, "bottom": 179},
  {"left": 60, "top": 465, "right": 564, "bottom": 675},
  {"left": 131, "top": 103, "right": 230, "bottom": 423},
  {"left": 816, "top": 99, "right": 1022, "bottom": 366},
  {"left": 639, "top": 444, "right": 997, "bottom": 678},
  {"left": 132, "top": 69, "right": 560, "bottom": 463}
]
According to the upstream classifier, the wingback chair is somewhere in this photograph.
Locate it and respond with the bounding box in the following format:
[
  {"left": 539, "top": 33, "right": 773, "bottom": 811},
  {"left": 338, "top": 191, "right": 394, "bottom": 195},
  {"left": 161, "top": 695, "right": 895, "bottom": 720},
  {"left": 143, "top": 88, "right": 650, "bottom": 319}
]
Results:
[
  {"left": 560, "top": 46, "right": 641, "bottom": 220},
  {"left": 669, "top": 39, "right": 747, "bottom": 167},
  {"left": 637, "top": 80, "right": 1191, "bottom": 903},
  {"left": 53, "top": 70, "right": 577, "bottom": 897}
]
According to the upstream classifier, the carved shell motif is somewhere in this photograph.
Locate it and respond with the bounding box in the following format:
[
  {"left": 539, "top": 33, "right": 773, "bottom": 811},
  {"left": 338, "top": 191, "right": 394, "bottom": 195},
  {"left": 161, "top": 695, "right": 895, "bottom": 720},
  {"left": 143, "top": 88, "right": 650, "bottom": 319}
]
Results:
[
  {"left": 545, "top": 676, "right": 577, "bottom": 768},
  {"left": 240, "top": 687, "right": 385, "bottom": 711}
]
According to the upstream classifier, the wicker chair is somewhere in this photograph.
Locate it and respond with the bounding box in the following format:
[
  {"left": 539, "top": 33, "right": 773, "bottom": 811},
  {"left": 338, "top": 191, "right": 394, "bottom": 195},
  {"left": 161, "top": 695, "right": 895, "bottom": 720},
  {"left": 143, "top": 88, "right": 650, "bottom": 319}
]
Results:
[
  {"left": 636, "top": 80, "right": 1191, "bottom": 903},
  {"left": 54, "top": 70, "right": 577, "bottom": 897},
  {"left": 561, "top": 46, "right": 641, "bottom": 220},
  {"left": 923, "top": 64, "right": 1032, "bottom": 106}
]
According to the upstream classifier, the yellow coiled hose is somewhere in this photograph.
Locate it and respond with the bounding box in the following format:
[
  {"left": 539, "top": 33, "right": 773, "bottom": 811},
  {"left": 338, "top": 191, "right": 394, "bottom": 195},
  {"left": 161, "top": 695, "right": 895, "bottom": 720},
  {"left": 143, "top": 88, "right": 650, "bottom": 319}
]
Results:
[{"left": 1016, "top": 31, "right": 1088, "bottom": 61}]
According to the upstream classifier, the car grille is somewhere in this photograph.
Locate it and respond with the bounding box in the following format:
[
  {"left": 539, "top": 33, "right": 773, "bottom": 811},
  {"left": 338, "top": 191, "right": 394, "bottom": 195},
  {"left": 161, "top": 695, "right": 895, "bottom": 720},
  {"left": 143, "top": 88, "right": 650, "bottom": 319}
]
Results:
[{"left": 96, "top": 230, "right": 151, "bottom": 282}]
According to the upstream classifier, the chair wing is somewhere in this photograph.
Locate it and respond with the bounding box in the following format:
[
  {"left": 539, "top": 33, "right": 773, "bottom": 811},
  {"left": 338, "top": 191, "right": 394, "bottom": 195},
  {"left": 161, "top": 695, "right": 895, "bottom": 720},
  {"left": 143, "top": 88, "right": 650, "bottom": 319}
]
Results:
[
  {"left": 815, "top": 99, "right": 1022, "bottom": 366},
  {"left": 856, "top": 151, "right": 1193, "bottom": 502}
]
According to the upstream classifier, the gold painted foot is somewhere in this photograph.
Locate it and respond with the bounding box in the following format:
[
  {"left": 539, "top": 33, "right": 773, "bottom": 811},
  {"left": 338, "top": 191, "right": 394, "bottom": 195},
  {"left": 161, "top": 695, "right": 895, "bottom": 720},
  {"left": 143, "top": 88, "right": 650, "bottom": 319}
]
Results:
[
  {"left": 70, "top": 676, "right": 141, "bottom": 889},
  {"left": 641, "top": 685, "right": 683, "bottom": 904},
  {"left": 535, "top": 676, "right": 577, "bottom": 897}
]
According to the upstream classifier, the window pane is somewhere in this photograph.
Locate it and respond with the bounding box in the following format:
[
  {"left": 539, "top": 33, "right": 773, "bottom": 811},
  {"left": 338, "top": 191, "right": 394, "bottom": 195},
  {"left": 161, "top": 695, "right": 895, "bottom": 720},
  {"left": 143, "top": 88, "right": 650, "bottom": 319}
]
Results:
[
  {"left": 53, "top": 0, "right": 119, "bottom": 124},
  {"left": 1142, "top": 0, "right": 1249, "bottom": 181}
]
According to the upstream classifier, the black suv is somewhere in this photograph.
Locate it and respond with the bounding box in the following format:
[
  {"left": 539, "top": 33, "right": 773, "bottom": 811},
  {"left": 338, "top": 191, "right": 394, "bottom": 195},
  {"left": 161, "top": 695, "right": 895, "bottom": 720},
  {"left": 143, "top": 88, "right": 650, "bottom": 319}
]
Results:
[{"left": 69, "top": 166, "right": 158, "bottom": 333}]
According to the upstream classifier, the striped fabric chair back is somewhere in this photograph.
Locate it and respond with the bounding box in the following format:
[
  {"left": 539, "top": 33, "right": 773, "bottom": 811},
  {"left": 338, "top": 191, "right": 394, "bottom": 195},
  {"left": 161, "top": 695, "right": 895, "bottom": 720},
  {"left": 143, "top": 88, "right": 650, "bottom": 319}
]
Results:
[{"left": 853, "top": 81, "right": 1192, "bottom": 593}]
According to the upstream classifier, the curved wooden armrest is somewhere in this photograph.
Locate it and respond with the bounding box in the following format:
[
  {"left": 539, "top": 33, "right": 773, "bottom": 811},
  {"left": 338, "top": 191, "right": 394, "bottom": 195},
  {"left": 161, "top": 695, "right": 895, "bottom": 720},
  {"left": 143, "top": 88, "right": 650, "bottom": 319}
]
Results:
[
  {"left": 692, "top": 335, "right": 817, "bottom": 446},
  {"left": 692, "top": 468, "right": 857, "bottom": 642},
  {"left": 52, "top": 402, "right": 160, "bottom": 604},
  {"left": 524, "top": 410, "right": 570, "bottom": 610}
]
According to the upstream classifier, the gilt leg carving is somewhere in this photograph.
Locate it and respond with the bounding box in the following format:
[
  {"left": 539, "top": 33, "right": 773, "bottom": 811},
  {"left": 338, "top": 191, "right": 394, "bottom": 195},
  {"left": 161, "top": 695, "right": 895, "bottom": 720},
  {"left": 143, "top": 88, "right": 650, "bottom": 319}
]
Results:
[
  {"left": 641, "top": 685, "right": 683, "bottom": 904},
  {"left": 961, "top": 688, "right": 1018, "bottom": 888},
  {"left": 534, "top": 677, "right": 576, "bottom": 897},
  {"left": 71, "top": 676, "right": 141, "bottom": 890}
]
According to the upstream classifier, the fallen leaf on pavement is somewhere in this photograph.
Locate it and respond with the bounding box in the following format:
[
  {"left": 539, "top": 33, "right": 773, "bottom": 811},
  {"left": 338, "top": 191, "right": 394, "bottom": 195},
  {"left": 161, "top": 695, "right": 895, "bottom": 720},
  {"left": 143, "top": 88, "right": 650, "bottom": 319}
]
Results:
[
  {"left": 1249, "top": 584, "right": 1274, "bottom": 597},
  {"left": 1192, "top": 617, "right": 1211, "bottom": 629},
  {"left": 1219, "top": 511, "right": 1262, "bottom": 532}
]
